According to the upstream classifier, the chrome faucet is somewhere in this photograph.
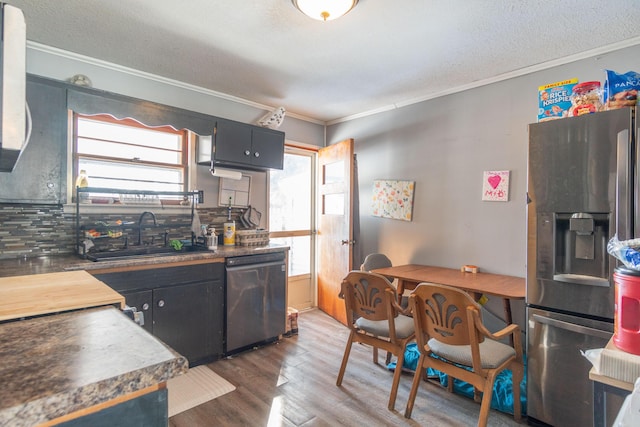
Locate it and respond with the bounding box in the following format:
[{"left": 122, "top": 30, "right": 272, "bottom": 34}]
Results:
[{"left": 138, "top": 211, "right": 157, "bottom": 245}]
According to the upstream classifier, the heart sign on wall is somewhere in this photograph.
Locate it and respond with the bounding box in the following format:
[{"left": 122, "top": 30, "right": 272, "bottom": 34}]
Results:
[{"left": 482, "top": 170, "right": 510, "bottom": 202}]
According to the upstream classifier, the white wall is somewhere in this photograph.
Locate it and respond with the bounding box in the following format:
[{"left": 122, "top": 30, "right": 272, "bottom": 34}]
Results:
[
  {"left": 327, "top": 44, "right": 640, "bottom": 329},
  {"left": 328, "top": 44, "right": 640, "bottom": 277}
]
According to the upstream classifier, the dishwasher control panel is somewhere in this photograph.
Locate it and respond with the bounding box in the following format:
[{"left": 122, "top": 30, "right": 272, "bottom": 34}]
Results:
[{"left": 226, "top": 251, "right": 285, "bottom": 267}]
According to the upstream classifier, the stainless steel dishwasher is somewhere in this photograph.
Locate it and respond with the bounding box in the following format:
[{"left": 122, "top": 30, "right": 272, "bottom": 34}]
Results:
[{"left": 225, "top": 251, "right": 287, "bottom": 354}]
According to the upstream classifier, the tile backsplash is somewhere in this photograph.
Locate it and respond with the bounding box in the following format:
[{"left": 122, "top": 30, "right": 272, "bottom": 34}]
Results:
[{"left": 0, "top": 204, "right": 244, "bottom": 260}]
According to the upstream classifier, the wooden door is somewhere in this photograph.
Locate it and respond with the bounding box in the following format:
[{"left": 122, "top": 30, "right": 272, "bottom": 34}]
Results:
[{"left": 317, "top": 139, "right": 354, "bottom": 325}]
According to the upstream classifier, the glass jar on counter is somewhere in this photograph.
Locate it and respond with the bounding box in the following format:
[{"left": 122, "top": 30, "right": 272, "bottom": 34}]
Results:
[{"left": 570, "top": 81, "right": 603, "bottom": 116}]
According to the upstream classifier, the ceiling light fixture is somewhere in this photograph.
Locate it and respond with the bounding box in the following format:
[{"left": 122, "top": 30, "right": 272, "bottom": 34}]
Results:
[{"left": 292, "top": 0, "right": 358, "bottom": 21}]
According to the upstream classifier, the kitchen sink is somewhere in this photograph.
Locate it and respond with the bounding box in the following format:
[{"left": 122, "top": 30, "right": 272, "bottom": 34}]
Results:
[{"left": 86, "top": 245, "right": 209, "bottom": 262}]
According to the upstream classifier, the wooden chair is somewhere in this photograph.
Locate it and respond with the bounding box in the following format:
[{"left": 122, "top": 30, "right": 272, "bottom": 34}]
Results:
[
  {"left": 361, "top": 253, "right": 393, "bottom": 279},
  {"left": 360, "top": 253, "right": 396, "bottom": 364},
  {"left": 404, "top": 283, "right": 523, "bottom": 427},
  {"left": 336, "top": 271, "right": 415, "bottom": 410}
]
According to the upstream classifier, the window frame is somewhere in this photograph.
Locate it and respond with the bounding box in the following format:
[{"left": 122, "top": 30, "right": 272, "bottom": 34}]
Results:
[{"left": 72, "top": 113, "right": 189, "bottom": 198}]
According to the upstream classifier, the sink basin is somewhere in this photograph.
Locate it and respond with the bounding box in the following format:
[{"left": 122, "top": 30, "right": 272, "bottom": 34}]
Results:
[{"left": 86, "top": 245, "right": 208, "bottom": 262}]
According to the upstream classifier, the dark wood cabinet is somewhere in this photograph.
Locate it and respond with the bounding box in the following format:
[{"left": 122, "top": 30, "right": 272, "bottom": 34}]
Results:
[
  {"left": 93, "top": 261, "right": 224, "bottom": 366},
  {"left": 213, "top": 118, "right": 284, "bottom": 170},
  {"left": 121, "top": 289, "right": 153, "bottom": 334},
  {"left": 153, "top": 279, "right": 222, "bottom": 363}
]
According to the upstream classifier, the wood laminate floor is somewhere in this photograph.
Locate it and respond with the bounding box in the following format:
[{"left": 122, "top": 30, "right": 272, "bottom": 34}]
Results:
[{"left": 169, "top": 308, "right": 524, "bottom": 426}]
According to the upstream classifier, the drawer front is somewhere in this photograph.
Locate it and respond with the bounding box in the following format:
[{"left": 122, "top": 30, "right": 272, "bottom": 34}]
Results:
[{"left": 92, "top": 262, "right": 224, "bottom": 293}]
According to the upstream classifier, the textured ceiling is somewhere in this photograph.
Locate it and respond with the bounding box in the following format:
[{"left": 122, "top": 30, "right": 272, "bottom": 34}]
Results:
[{"left": 7, "top": 0, "right": 640, "bottom": 123}]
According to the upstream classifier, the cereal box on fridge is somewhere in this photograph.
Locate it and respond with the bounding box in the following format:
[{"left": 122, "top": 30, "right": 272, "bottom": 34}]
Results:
[{"left": 538, "top": 78, "right": 578, "bottom": 122}]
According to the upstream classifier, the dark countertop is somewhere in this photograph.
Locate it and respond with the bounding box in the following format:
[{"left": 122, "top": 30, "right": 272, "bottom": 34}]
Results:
[
  {"left": 0, "top": 306, "right": 188, "bottom": 426},
  {"left": 0, "top": 243, "right": 288, "bottom": 277}
]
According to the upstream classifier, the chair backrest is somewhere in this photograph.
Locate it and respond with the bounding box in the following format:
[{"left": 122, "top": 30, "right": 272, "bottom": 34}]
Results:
[
  {"left": 361, "top": 253, "right": 396, "bottom": 283},
  {"left": 341, "top": 271, "right": 397, "bottom": 325},
  {"left": 361, "top": 253, "right": 392, "bottom": 271},
  {"left": 409, "top": 283, "right": 484, "bottom": 348}
]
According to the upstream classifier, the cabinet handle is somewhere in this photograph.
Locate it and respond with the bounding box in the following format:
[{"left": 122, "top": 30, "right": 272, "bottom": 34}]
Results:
[
  {"left": 142, "top": 303, "right": 149, "bottom": 311},
  {"left": 158, "top": 300, "right": 165, "bottom": 308},
  {"left": 254, "top": 151, "right": 260, "bottom": 158},
  {"left": 244, "top": 150, "right": 251, "bottom": 156}
]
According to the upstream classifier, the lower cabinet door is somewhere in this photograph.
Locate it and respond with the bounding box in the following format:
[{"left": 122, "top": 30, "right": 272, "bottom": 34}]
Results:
[{"left": 153, "top": 281, "right": 213, "bottom": 364}]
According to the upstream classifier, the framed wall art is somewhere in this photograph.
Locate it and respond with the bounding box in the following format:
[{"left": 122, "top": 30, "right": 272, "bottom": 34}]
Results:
[
  {"left": 482, "top": 170, "right": 510, "bottom": 202},
  {"left": 372, "top": 179, "right": 415, "bottom": 221}
]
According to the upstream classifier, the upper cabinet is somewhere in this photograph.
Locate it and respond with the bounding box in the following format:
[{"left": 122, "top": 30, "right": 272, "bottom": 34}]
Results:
[{"left": 209, "top": 118, "right": 284, "bottom": 171}]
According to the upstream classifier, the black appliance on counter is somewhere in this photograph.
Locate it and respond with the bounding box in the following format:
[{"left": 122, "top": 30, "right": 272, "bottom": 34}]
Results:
[
  {"left": 526, "top": 108, "right": 637, "bottom": 426},
  {"left": 225, "top": 252, "right": 287, "bottom": 354}
]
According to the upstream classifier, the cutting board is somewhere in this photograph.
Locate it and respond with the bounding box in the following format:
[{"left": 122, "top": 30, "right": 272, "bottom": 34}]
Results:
[{"left": 0, "top": 270, "right": 125, "bottom": 321}]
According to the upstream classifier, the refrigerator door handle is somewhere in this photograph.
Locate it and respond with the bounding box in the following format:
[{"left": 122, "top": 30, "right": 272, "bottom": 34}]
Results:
[
  {"left": 532, "top": 313, "right": 612, "bottom": 339},
  {"left": 616, "top": 129, "right": 631, "bottom": 240}
]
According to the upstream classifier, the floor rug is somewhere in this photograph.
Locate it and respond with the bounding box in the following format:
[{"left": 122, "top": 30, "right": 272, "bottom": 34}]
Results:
[{"left": 167, "top": 365, "right": 236, "bottom": 417}]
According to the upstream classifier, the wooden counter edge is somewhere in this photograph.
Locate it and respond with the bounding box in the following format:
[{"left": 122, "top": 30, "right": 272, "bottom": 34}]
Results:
[{"left": 589, "top": 367, "right": 635, "bottom": 392}]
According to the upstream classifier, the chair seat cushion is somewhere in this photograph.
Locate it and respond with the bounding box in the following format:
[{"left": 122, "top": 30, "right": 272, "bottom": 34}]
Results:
[
  {"left": 356, "top": 314, "right": 414, "bottom": 339},
  {"left": 427, "top": 337, "right": 515, "bottom": 369}
]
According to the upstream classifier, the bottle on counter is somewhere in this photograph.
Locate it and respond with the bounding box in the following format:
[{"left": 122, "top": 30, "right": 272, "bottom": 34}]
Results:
[
  {"left": 75, "top": 169, "right": 89, "bottom": 203},
  {"left": 207, "top": 228, "right": 217, "bottom": 250},
  {"left": 223, "top": 221, "right": 236, "bottom": 246}
]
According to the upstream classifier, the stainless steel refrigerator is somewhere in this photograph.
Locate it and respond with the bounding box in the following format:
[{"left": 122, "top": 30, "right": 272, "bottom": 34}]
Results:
[{"left": 527, "top": 107, "right": 636, "bottom": 427}]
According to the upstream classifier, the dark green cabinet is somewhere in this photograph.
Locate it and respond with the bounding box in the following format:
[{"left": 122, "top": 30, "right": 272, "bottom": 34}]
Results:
[
  {"left": 58, "top": 389, "right": 167, "bottom": 427},
  {"left": 213, "top": 118, "right": 284, "bottom": 170},
  {"left": 93, "top": 262, "right": 224, "bottom": 366}
]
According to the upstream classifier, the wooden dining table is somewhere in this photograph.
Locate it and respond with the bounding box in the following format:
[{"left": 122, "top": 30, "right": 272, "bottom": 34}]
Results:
[{"left": 371, "top": 264, "right": 525, "bottom": 327}]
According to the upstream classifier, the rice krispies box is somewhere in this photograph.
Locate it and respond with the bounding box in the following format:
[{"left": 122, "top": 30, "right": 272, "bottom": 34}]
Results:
[{"left": 538, "top": 78, "right": 578, "bottom": 122}]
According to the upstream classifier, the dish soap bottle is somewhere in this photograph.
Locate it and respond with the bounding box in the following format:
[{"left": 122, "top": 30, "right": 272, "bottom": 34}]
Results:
[{"left": 207, "top": 227, "right": 217, "bottom": 250}]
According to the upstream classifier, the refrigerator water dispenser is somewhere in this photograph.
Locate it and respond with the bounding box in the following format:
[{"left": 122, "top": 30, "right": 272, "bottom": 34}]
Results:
[{"left": 553, "top": 212, "right": 610, "bottom": 286}]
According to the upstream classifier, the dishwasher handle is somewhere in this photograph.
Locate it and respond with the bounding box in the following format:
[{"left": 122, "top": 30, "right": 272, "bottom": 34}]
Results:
[{"left": 532, "top": 314, "right": 612, "bottom": 340}]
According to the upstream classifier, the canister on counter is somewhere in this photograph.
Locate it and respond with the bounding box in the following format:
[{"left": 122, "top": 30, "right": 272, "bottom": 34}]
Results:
[
  {"left": 613, "top": 267, "right": 640, "bottom": 356},
  {"left": 223, "top": 221, "right": 236, "bottom": 246}
]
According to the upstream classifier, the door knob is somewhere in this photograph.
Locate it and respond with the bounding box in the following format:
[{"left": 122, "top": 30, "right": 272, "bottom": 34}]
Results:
[
  {"left": 157, "top": 300, "right": 165, "bottom": 308},
  {"left": 254, "top": 151, "right": 260, "bottom": 158},
  {"left": 142, "top": 303, "right": 149, "bottom": 311},
  {"left": 244, "top": 150, "right": 251, "bottom": 156}
]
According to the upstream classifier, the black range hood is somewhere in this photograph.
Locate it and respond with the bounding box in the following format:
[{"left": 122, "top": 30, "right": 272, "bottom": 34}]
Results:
[{"left": 0, "top": 3, "right": 27, "bottom": 172}]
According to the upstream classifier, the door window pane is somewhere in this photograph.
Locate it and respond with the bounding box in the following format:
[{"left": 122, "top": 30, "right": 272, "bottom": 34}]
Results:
[
  {"left": 271, "top": 236, "right": 310, "bottom": 276},
  {"left": 324, "top": 160, "right": 344, "bottom": 184},
  {"left": 324, "top": 193, "right": 344, "bottom": 215},
  {"left": 270, "top": 154, "right": 311, "bottom": 231}
]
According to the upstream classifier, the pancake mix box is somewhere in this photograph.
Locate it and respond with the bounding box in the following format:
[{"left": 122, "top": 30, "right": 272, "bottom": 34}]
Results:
[{"left": 538, "top": 78, "right": 578, "bottom": 122}]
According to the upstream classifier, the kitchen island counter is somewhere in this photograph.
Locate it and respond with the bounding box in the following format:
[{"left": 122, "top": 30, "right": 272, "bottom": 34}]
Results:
[{"left": 0, "top": 306, "right": 188, "bottom": 426}]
